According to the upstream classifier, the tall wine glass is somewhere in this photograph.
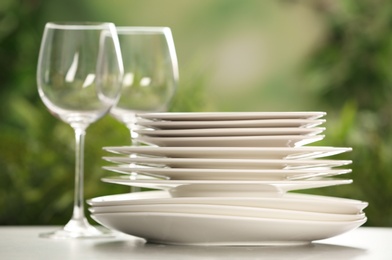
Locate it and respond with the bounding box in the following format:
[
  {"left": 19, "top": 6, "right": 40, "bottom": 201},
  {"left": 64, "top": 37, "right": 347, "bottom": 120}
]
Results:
[
  {"left": 37, "top": 22, "right": 123, "bottom": 239},
  {"left": 110, "top": 27, "right": 179, "bottom": 144}
]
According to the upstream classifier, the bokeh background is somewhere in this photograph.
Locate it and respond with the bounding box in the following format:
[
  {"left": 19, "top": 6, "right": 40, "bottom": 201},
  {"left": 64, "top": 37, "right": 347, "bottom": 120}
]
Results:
[{"left": 1, "top": 0, "right": 391, "bottom": 226}]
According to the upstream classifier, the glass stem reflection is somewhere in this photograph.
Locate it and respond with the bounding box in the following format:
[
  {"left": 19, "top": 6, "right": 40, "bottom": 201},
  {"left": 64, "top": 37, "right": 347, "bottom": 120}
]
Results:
[
  {"left": 129, "top": 127, "right": 140, "bottom": 146},
  {"left": 126, "top": 117, "right": 141, "bottom": 193},
  {"left": 125, "top": 114, "right": 140, "bottom": 146}
]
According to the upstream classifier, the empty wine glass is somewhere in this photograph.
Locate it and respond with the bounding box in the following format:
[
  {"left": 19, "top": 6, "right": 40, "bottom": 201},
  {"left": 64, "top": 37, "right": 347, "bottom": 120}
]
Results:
[
  {"left": 37, "top": 22, "right": 123, "bottom": 239},
  {"left": 110, "top": 27, "right": 179, "bottom": 144}
]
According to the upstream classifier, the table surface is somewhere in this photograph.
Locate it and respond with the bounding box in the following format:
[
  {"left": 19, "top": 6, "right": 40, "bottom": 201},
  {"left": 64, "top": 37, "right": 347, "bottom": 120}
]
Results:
[{"left": 0, "top": 226, "right": 391, "bottom": 259}]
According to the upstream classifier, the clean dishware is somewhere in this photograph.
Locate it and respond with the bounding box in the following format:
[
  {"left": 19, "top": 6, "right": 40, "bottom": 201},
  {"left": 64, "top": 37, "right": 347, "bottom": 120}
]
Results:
[
  {"left": 102, "top": 146, "right": 352, "bottom": 159},
  {"left": 136, "top": 118, "right": 326, "bottom": 129},
  {"left": 135, "top": 127, "right": 325, "bottom": 137},
  {"left": 92, "top": 110, "right": 367, "bottom": 244},
  {"left": 166, "top": 180, "right": 352, "bottom": 197},
  {"left": 37, "top": 22, "right": 123, "bottom": 238},
  {"left": 137, "top": 111, "right": 326, "bottom": 121},
  {"left": 137, "top": 135, "right": 325, "bottom": 147},
  {"left": 110, "top": 27, "right": 178, "bottom": 143},
  {"left": 102, "top": 156, "right": 352, "bottom": 169},
  {"left": 102, "top": 166, "right": 352, "bottom": 180},
  {"left": 87, "top": 190, "right": 368, "bottom": 215},
  {"left": 100, "top": 176, "right": 352, "bottom": 194},
  {"left": 89, "top": 203, "right": 366, "bottom": 222},
  {"left": 91, "top": 211, "right": 366, "bottom": 246}
]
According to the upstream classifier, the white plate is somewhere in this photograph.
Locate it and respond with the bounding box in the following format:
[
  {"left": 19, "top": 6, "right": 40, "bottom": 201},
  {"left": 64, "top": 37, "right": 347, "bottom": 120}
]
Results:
[
  {"left": 137, "top": 118, "right": 326, "bottom": 129},
  {"left": 103, "top": 157, "right": 352, "bottom": 169},
  {"left": 87, "top": 191, "right": 368, "bottom": 214},
  {"left": 103, "top": 166, "right": 352, "bottom": 180},
  {"left": 137, "top": 135, "right": 324, "bottom": 147},
  {"left": 135, "top": 127, "right": 325, "bottom": 137},
  {"left": 103, "top": 146, "right": 352, "bottom": 160},
  {"left": 91, "top": 212, "right": 366, "bottom": 246},
  {"left": 101, "top": 176, "right": 352, "bottom": 194},
  {"left": 137, "top": 112, "right": 326, "bottom": 121},
  {"left": 89, "top": 203, "right": 366, "bottom": 222}
]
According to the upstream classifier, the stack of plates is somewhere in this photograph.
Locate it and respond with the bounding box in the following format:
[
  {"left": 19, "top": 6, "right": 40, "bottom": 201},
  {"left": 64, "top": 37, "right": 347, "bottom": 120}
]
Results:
[{"left": 90, "top": 112, "right": 368, "bottom": 246}]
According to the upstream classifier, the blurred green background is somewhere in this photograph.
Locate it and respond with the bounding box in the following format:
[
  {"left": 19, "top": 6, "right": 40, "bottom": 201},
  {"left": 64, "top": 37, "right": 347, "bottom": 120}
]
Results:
[{"left": 1, "top": 0, "right": 391, "bottom": 227}]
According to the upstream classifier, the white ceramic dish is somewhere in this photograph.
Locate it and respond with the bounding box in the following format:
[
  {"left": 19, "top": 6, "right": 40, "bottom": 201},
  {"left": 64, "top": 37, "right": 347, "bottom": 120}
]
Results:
[
  {"left": 137, "top": 135, "right": 324, "bottom": 147},
  {"left": 137, "top": 112, "right": 326, "bottom": 121},
  {"left": 87, "top": 191, "right": 368, "bottom": 214},
  {"left": 103, "top": 146, "right": 352, "bottom": 160},
  {"left": 136, "top": 118, "right": 326, "bottom": 129},
  {"left": 103, "top": 156, "right": 352, "bottom": 169},
  {"left": 167, "top": 181, "right": 352, "bottom": 198},
  {"left": 101, "top": 176, "right": 352, "bottom": 195},
  {"left": 135, "top": 127, "right": 325, "bottom": 137},
  {"left": 91, "top": 212, "right": 366, "bottom": 246},
  {"left": 89, "top": 203, "right": 366, "bottom": 222},
  {"left": 103, "top": 166, "right": 352, "bottom": 180}
]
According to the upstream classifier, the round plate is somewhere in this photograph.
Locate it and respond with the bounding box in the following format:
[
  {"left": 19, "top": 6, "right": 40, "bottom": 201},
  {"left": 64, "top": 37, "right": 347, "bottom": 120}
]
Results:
[
  {"left": 103, "top": 146, "right": 352, "bottom": 160},
  {"left": 87, "top": 191, "right": 368, "bottom": 214},
  {"left": 137, "top": 135, "right": 324, "bottom": 147},
  {"left": 91, "top": 212, "right": 366, "bottom": 246},
  {"left": 137, "top": 112, "right": 326, "bottom": 121}
]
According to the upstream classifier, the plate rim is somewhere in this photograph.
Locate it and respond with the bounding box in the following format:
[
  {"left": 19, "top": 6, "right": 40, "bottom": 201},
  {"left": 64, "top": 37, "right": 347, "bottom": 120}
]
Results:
[{"left": 137, "top": 112, "right": 327, "bottom": 121}]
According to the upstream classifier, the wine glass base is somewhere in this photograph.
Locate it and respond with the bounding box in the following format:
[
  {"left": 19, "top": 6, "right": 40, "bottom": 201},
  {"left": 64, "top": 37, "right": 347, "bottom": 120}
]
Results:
[{"left": 39, "top": 219, "right": 114, "bottom": 239}]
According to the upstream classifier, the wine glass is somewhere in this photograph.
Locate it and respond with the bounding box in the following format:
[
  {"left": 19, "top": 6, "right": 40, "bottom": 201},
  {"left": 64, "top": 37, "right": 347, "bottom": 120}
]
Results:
[
  {"left": 110, "top": 27, "right": 179, "bottom": 144},
  {"left": 37, "top": 22, "right": 123, "bottom": 239}
]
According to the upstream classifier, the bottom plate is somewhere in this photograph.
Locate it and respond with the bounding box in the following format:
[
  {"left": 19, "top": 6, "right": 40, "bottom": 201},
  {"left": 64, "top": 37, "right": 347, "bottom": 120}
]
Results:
[{"left": 92, "top": 212, "right": 366, "bottom": 246}]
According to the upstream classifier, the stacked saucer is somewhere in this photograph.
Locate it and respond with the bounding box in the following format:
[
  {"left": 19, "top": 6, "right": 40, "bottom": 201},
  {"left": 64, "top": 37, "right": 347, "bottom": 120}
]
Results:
[{"left": 90, "top": 112, "right": 368, "bottom": 246}]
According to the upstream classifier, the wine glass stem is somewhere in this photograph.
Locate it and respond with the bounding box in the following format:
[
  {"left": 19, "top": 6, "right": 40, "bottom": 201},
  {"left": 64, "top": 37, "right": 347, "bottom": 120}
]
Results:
[{"left": 72, "top": 127, "right": 87, "bottom": 222}]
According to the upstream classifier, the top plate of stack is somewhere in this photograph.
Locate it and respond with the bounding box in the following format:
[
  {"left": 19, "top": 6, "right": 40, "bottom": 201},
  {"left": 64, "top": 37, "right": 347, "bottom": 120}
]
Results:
[
  {"left": 137, "top": 112, "right": 326, "bottom": 121},
  {"left": 137, "top": 118, "right": 326, "bottom": 129},
  {"left": 135, "top": 112, "right": 326, "bottom": 147}
]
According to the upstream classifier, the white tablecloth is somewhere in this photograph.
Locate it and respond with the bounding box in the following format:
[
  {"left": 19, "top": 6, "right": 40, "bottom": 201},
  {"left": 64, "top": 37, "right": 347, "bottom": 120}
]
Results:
[{"left": 0, "top": 226, "right": 391, "bottom": 259}]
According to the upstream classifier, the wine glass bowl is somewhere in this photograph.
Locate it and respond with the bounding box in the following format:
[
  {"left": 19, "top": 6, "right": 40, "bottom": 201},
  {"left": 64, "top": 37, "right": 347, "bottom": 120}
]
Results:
[
  {"left": 37, "top": 22, "right": 123, "bottom": 239},
  {"left": 110, "top": 27, "right": 179, "bottom": 140},
  {"left": 38, "top": 23, "right": 123, "bottom": 128}
]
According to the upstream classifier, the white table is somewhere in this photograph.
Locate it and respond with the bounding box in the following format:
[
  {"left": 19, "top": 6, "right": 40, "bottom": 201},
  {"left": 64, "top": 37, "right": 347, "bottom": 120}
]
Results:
[{"left": 0, "top": 226, "right": 391, "bottom": 259}]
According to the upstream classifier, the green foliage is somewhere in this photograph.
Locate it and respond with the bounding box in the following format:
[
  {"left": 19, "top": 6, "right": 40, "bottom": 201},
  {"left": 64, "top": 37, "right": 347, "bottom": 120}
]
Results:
[{"left": 302, "top": 0, "right": 392, "bottom": 226}]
